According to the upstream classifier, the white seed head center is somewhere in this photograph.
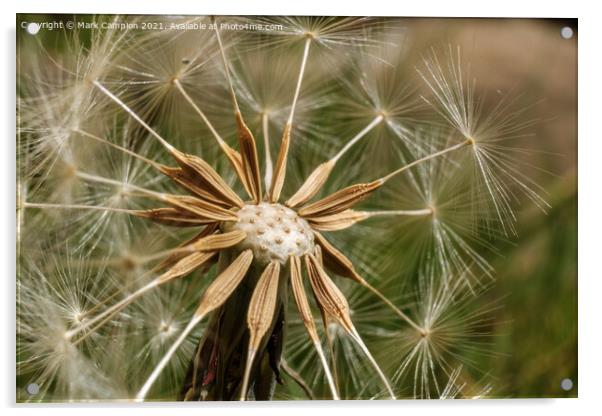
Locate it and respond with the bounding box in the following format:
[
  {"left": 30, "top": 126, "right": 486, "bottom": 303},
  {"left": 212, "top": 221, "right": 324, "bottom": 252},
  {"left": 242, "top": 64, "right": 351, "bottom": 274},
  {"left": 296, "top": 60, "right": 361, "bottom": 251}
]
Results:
[{"left": 222, "top": 203, "right": 315, "bottom": 265}]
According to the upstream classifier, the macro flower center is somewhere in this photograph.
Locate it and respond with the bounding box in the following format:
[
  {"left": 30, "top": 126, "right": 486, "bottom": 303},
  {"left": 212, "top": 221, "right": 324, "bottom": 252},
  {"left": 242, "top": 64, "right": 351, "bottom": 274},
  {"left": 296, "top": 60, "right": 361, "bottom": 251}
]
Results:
[{"left": 222, "top": 202, "right": 315, "bottom": 265}]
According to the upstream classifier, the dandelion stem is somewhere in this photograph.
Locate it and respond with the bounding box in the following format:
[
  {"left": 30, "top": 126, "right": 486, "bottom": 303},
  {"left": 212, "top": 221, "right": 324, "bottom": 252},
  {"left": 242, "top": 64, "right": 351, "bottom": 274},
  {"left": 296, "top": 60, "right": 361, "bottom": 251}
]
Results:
[
  {"left": 262, "top": 112, "right": 273, "bottom": 191},
  {"left": 324, "top": 320, "right": 340, "bottom": 392},
  {"left": 136, "top": 314, "right": 203, "bottom": 401},
  {"left": 286, "top": 116, "right": 384, "bottom": 207},
  {"left": 239, "top": 348, "right": 256, "bottom": 401},
  {"left": 313, "top": 339, "right": 340, "bottom": 400},
  {"left": 23, "top": 202, "right": 139, "bottom": 215},
  {"left": 173, "top": 79, "right": 227, "bottom": 148},
  {"left": 288, "top": 37, "right": 312, "bottom": 125},
  {"left": 356, "top": 279, "right": 425, "bottom": 334},
  {"left": 92, "top": 80, "right": 175, "bottom": 153},
  {"left": 361, "top": 208, "right": 434, "bottom": 218},
  {"left": 280, "top": 359, "right": 315, "bottom": 400},
  {"left": 268, "top": 37, "right": 312, "bottom": 203},
  {"left": 380, "top": 138, "right": 471, "bottom": 183},
  {"left": 349, "top": 327, "right": 396, "bottom": 399},
  {"left": 75, "top": 171, "right": 161, "bottom": 198},
  {"left": 212, "top": 17, "right": 240, "bottom": 114},
  {"left": 332, "top": 115, "right": 383, "bottom": 163},
  {"left": 64, "top": 279, "right": 160, "bottom": 340},
  {"left": 73, "top": 128, "right": 163, "bottom": 170}
]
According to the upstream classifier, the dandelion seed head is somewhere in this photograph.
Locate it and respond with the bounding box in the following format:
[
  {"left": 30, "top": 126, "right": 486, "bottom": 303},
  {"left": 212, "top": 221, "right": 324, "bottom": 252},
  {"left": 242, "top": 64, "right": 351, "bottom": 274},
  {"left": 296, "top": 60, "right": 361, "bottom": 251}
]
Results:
[
  {"left": 18, "top": 16, "right": 546, "bottom": 402},
  {"left": 224, "top": 203, "right": 315, "bottom": 265},
  {"left": 250, "top": 17, "right": 391, "bottom": 49},
  {"left": 376, "top": 276, "right": 499, "bottom": 398},
  {"left": 418, "top": 45, "right": 549, "bottom": 236},
  {"left": 18, "top": 248, "right": 124, "bottom": 400},
  {"left": 124, "top": 277, "right": 206, "bottom": 398}
]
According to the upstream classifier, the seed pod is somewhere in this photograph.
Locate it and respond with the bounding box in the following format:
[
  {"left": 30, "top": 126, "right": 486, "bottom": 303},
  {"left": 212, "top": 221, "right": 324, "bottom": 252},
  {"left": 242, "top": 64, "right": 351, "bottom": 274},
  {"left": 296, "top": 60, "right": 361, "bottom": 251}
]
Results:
[
  {"left": 162, "top": 194, "right": 238, "bottom": 222},
  {"left": 306, "top": 209, "right": 369, "bottom": 231},
  {"left": 247, "top": 261, "right": 282, "bottom": 350},
  {"left": 289, "top": 256, "right": 340, "bottom": 399},
  {"left": 154, "top": 223, "right": 219, "bottom": 271},
  {"left": 240, "top": 261, "right": 281, "bottom": 400},
  {"left": 298, "top": 180, "right": 383, "bottom": 217},
  {"left": 286, "top": 160, "right": 335, "bottom": 208},
  {"left": 236, "top": 112, "right": 263, "bottom": 203},
  {"left": 159, "top": 165, "right": 236, "bottom": 208},
  {"left": 169, "top": 149, "right": 244, "bottom": 208},
  {"left": 188, "top": 230, "right": 247, "bottom": 252},
  {"left": 268, "top": 122, "right": 292, "bottom": 203},
  {"left": 133, "top": 207, "right": 215, "bottom": 227},
  {"left": 290, "top": 256, "right": 317, "bottom": 337},
  {"left": 158, "top": 251, "right": 217, "bottom": 283},
  {"left": 304, "top": 253, "right": 353, "bottom": 332},
  {"left": 195, "top": 249, "right": 254, "bottom": 318}
]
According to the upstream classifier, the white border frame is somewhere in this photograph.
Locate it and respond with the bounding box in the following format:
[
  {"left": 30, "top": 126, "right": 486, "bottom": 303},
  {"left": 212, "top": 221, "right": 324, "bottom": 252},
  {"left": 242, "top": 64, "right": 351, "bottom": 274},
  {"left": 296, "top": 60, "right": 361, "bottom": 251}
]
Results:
[{"left": 2, "top": 1, "right": 597, "bottom": 415}]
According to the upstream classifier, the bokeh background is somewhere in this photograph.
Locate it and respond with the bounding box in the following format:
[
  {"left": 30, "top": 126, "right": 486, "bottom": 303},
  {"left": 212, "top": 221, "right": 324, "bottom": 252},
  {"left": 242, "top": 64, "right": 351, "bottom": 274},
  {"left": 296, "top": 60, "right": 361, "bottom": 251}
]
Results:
[{"left": 402, "top": 18, "right": 577, "bottom": 398}]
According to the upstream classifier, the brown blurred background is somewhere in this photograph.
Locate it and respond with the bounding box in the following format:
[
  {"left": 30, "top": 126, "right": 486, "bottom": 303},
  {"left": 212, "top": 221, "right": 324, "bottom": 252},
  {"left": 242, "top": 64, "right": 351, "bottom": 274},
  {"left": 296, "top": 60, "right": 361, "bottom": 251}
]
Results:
[{"left": 404, "top": 18, "right": 577, "bottom": 398}]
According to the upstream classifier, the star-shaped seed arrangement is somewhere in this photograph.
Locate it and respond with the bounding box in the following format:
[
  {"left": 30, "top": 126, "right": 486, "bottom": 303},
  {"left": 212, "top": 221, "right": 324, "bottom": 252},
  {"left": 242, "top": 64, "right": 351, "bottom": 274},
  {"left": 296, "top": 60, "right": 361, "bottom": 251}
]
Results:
[{"left": 37, "top": 21, "right": 486, "bottom": 402}]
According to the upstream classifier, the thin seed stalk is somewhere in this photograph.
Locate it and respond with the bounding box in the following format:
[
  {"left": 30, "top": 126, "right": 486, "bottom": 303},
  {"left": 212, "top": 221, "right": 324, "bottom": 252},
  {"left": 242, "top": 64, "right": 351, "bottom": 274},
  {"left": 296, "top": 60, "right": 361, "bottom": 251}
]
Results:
[{"left": 179, "top": 250, "right": 288, "bottom": 401}]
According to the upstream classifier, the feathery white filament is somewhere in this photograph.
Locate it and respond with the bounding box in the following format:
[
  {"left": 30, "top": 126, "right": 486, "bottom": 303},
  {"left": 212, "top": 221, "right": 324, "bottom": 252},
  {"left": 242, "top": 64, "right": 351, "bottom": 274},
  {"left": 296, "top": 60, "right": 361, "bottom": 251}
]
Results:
[
  {"left": 92, "top": 81, "right": 175, "bottom": 153},
  {"left": 262, "top": 113, "right": 274, "bottom": 190},
  {"left": 136, "top": 315, "right": 202, "bottom": 401},
  {"left": 64, "top": 279, "right": 159, "bottom": 340},
  {"left": 313, "top": 339, "right": 340, "bottom": 400},
  {"left": 287, "top": 37, "right": 312, "bottom": 124},
  {"left": 173, "top": 79, "right": 228, "bottom": 148},
  {"left": 349, "top": 328, "right": 396, "bottom": 399},
  {"left": 332, "top": 115, "right": 383, "bottom": 163}
]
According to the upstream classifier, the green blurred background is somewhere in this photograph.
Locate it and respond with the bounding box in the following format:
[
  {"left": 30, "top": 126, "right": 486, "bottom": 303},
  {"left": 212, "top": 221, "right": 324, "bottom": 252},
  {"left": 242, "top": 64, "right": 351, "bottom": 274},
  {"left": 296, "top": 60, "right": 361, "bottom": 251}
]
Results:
[{"left": 411, "top": 18, "right": 578, "bottom": 398}]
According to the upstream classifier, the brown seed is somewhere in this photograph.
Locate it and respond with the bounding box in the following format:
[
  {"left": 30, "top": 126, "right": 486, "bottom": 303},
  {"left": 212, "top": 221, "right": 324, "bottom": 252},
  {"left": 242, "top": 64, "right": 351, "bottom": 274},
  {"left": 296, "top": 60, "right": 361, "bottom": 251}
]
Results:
[
  {"left": 194, "top": 250, "right": 254, "bottom": 317},
  {"left": 286, "top": 160, "right": 335, "bottom": 208},
  {"left": 162, "top": 194, "right": 239, "bottom": 222},
  {"left": 240, "top": 261, "right": 281, "bottom": 399},
  {"left": 306, "top": 210, "right": 370, "bottom": 232},
  {"left": 236, "top": 111, "right": 262, "bottom": 203},
  {"left": 158, "top": 251, "right": 217, "bottom": 284},
  {"left": 154, "top": 224, "right": 219, "bottom": 271},
  {"left": 312, "top": 231, "right": 358, "bottom": 281},
  {"left": 298, "top": 180, "right": 383, "bottom": 218},
  {"left": 290, "top": 256, "right": 317, "bottom": 334},
  {"left": 288, "top": 256, "right": 339, "bottom": 399},
  {"left": 133, "top": 207, "right": 213, "bottom": 227},
  {"left": 247, "top": 261, "right": 281, "bottom": 348},
  {"left": 304, "top": 253, "right": 353, "bottom": 332},
  {"left": 188, "top": 230, "right": 247, "bottom": 252},
  {"left": 168, "top": 148, "right": 244, "bottom": 208},
  {"left": 268, "top": 122, "right": 292, "bottom": 203}
]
